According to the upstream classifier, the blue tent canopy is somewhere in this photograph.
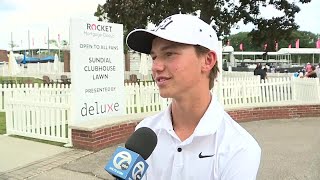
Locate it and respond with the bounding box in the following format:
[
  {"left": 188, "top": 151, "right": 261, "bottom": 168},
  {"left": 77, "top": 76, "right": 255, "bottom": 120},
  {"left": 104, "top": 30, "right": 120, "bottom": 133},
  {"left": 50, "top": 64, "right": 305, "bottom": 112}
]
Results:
[
  {"left": 17, "top": 56, "right": 55, "bottom": 63},
  {"left": 20, "top": 56, "right": 40, "bottom": 63},
  {"left": 40, "top": 56, "right": 54, "bottom": 62}
]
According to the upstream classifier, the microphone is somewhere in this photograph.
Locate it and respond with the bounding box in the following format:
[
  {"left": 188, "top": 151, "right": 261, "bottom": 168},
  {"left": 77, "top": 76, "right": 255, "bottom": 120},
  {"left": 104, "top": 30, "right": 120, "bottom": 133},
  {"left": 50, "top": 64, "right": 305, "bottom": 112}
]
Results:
[{"left": 105, "top": 127, "right": 157, "bottom": 180}]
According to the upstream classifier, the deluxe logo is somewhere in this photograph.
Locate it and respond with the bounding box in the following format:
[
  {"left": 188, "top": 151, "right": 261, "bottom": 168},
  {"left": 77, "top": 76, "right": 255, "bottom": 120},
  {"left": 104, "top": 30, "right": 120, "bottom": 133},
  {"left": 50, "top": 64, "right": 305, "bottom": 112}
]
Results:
[
  {"left": 113, "top": 151, "right": 132, "bottom": 170},
  {"left": 87, "top": 23, "right": 112, "bottom": 32},
  {"left": 81, "top": 102, "right": 119, "bottom": 116}
]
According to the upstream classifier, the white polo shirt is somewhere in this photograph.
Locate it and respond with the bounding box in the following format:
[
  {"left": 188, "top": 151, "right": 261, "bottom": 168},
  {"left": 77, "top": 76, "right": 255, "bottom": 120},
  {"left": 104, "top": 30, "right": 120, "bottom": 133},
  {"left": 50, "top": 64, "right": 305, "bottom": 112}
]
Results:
[{"left": 136, "top": 95, "right": 261, "bottom": 180}]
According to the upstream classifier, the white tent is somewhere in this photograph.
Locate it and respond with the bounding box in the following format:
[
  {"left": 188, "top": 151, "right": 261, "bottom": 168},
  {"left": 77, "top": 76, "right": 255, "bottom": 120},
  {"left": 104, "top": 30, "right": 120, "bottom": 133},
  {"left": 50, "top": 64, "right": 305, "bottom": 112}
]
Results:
[
  {"left": 222, "top": 46, "right": 234, "bottom": 53},
  {"left": 233, "top": 51, "right": 279, "bottom": 56},
  {"left": 277, "top": 48, "right": 320, "bottom": 55},
  {"left": 11, "top": 44, "right": 61, "bottom": 52},
  {"left": 139, "top": 53, "right": 150, "bottom": 81},
  {"left": 8, "top": 51, "right": 21, "bottom": 76},
  {"left": 47, "top": 61, "right": 51, "bottom": 73},
  {"left": 53, "top": 53, "right": 60, "bottom": 73},
  {"left": 277, "top": 48, "right": 320, "bottom": 64}
]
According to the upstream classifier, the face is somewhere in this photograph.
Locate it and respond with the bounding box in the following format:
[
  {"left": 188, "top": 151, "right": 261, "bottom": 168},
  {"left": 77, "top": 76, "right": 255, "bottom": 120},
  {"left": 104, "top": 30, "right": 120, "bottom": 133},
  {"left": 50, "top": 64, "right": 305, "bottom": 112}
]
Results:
[{"left": 150, "top": 38, "right": 210, "bottom": 99}]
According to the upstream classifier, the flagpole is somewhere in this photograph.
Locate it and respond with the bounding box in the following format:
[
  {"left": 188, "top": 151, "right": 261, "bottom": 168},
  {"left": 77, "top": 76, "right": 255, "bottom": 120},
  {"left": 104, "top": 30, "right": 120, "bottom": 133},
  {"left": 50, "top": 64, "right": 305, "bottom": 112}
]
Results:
[
  {"left": 239, "top": 43, "right": 243, "bottom": 61},
  {"left": 10, "top": 32, "right": 13, "bottom": 51},
  {"left": 242, "top": 50, "right": 243, "bottom": 62},
  {"left": 31, "top": 38, "right": 34, "bottom": 57},
  {"left": 48, "top": 27, "right": 50, "bottom": 56},
  {"left": 28, "top": 30, "right": 30, "bottom": 56},
  {"left": 313, "top": 54, "right": 314, "bottom": 65},
  {"left": 58, "top": 34, "right": 61, "bottom": 60}
]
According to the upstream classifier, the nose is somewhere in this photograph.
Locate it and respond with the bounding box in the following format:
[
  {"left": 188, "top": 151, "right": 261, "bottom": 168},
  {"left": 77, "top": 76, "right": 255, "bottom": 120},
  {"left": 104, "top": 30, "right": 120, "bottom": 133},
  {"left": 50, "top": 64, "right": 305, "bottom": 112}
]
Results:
[{"left": 151, "top": 59, "right": 165, "bottom": 72}]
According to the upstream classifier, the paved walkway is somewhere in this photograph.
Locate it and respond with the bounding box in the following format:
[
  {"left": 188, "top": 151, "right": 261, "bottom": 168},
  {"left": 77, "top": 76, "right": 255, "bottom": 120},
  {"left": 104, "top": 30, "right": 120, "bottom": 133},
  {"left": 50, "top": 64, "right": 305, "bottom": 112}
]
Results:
[
  {"left": 0, "top": 117, "right": 319, "bottom": 180},
  {"left": 242, "top": 117, "right": 320, "bottom": 180},
  {"left": 0, "top": 135, "right": 92, "bottom": 180},
  {"left": 0, "top": 136, "right": 71, "bottom": 173}
]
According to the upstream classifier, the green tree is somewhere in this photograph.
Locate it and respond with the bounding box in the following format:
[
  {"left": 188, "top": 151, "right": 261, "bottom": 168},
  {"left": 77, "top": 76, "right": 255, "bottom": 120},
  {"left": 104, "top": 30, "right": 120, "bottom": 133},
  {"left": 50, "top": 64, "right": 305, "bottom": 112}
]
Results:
[
  {"left": 95, "top": 0, "right": 312, "bottom": 51},
  {"left": 61, "top": 40, "right": 68, "bottom": 46},
  {"left": 49, "top": 40, "right": 58, "bottom": 46},
  {"left": 94, "top": 1, "right": 149, "bottom": 52},
  {"left": 229, "top": 30, "right": 318, "bottom": 52},
  {"left": 228, "top": 30, "right": 319, "bottom": 64},
  {"left": 227, "top": 32, "right": 254, "bottom": 51},
  {"left": 8, "top": 42, "right": 18, "bottom": 49},
  {"left": 249, "top": 17, "right": 296, "bottom": 52},
  {"left": 48, "top": 39, "right": 68, "bottom": 47},
  {"left": 290, "top": 31, "right": 318, "bottom": 48}
]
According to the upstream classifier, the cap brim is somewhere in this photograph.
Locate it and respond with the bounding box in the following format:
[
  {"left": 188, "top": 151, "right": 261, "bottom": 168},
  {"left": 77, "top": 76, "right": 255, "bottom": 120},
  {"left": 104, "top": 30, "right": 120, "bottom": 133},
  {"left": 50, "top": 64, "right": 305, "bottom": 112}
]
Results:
[{"left": 126, "top": 29, "right": 158, "bottom": 54}]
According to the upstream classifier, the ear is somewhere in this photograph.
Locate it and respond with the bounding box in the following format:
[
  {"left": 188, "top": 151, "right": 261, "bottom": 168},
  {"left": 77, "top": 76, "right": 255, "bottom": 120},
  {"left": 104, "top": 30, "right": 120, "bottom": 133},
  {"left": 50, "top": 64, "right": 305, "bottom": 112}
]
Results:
[{"left": 201, "top": 51, "right": 217, "bottom": 73}]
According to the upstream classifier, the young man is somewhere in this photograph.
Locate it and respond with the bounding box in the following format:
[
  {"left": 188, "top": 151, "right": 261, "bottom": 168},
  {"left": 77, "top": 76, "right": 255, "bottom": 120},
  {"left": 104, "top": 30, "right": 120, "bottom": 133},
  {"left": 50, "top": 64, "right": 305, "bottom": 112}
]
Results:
[{"left": 126, "top": 14, "right": 261, "bottom": 180}]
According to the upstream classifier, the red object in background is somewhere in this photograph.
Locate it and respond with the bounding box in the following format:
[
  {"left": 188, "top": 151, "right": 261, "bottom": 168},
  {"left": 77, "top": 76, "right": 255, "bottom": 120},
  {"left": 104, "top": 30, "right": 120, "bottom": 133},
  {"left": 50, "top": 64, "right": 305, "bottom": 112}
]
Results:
[
  {"left": 295, "top": 39, "right": 300, "bottom": 48},
  {"left": 239, "top": 43, "right": 243, "bottom": 51},
  {"left": 227, "top": 39, "right": 230, "bottom": 46},
  {"left": 275, "top": 41, "right": 278, "bottom": 51},
  {"left": 264, "top": 43, "right": 267, "bottom": 50},
  {"left": 288, "top": 44, "right": 292, "bottom": 48},
  {"left": 316, "top": 39, "right": 320, "bottom": 48}
]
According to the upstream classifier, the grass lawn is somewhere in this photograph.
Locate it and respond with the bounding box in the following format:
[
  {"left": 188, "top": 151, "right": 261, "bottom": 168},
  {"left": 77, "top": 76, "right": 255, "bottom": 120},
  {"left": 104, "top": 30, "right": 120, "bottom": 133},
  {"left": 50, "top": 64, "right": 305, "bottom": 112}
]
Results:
[
  {"left": 0, "top": 112, "right": 5, "bottom": 134},
  {"left": 0, "top": 76, "right": 43, "bottom": 84}
]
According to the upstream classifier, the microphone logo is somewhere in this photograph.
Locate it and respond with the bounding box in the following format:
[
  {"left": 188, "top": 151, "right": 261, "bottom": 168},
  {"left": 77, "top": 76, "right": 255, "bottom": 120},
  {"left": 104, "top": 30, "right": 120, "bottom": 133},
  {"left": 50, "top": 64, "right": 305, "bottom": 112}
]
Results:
[
  {"left": 113, "top": 151, "right": 132, "bottom": 170},
  {"left": 132, "top": 161, "right": 145, "bottom": 180}
]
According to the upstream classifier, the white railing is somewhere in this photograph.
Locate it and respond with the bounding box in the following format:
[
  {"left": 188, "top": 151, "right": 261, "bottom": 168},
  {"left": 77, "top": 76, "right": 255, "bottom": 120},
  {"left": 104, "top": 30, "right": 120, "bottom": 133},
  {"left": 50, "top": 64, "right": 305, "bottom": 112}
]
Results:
[
  {"left": 125, "top": 82, "right": 171, "bottom": 114},
  {"left": 1, "top": 76, "right": 319, "bottom": 144},
  {"left": 292, "top": 78, "right": 320, "bottom": 103},
  {"left": 223, "top": 71, "right": 253, "bottom": 77},
  {"left": 223, "top": 71, "right": 294, "bottom": 78},
  {"left": 124, "top": 71, "right": 154, "bottom": 82},
  {"left": 1, "top": 77, "right": 319, "bottom": 114},
  {"left": 222, "top": 76, "right": 261, "bottom": 84},
  {"left": 222, "top": 77, "right": 293, "bottom": 108},
  {"left": 3, "top": 83, "right": 71, "bottom": 143}
]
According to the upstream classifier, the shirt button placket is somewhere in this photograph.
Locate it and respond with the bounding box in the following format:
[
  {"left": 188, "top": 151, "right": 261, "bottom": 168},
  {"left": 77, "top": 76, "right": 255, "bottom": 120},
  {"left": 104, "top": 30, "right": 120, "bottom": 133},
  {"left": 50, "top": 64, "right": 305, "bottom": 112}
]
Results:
[{"left": 172, "top": 146, "right": 184, "bottom": 179}]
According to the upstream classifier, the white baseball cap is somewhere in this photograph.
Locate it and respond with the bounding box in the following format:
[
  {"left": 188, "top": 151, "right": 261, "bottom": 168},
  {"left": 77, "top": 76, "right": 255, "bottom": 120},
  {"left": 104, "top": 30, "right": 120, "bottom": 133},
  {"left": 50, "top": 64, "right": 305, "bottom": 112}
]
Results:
[{"left": 126, "top": 14, "right": 218, "bottom": 54}]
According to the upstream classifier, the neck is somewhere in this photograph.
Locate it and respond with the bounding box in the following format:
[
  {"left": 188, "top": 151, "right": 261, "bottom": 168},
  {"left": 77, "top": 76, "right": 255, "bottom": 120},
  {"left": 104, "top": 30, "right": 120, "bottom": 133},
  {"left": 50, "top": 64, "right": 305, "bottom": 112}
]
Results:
[{"left": 171, "top": 91, "right": 211, "bottom": 140}]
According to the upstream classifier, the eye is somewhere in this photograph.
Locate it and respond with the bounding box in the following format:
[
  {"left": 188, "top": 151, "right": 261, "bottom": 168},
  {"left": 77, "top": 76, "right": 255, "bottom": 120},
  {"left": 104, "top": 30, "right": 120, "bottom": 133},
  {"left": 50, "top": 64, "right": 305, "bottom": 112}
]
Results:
[
  {"left": 165, "top": 52, "right": 174, "bottom": 57},
  {"left": 151, "top": 55, "right": 157, "bottom": 60}
]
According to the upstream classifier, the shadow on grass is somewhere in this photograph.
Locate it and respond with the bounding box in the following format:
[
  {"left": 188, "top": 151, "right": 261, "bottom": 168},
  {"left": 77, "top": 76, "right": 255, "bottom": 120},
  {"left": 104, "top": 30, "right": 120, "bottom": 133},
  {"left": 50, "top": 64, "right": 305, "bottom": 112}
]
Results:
[{"left": 10, "top": 135, "right": 66, "bottom": 147}]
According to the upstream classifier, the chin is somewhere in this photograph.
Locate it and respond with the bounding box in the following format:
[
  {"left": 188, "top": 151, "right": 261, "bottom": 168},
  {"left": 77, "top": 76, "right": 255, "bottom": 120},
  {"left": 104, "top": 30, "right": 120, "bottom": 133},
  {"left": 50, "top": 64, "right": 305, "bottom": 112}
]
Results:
[
  {"left": 159, "top": 90, "right": 173, "bottom": 98},
  {"left": 159, "top": 92, "right": 170, "bottom": 98}
]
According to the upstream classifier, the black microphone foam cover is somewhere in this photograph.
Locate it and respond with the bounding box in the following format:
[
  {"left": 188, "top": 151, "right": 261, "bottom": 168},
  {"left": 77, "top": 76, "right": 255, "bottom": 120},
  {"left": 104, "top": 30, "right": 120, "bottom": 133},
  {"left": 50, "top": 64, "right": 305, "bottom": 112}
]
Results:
[{"left": 125, "top": 127, "right": 157, "bottom": 160}]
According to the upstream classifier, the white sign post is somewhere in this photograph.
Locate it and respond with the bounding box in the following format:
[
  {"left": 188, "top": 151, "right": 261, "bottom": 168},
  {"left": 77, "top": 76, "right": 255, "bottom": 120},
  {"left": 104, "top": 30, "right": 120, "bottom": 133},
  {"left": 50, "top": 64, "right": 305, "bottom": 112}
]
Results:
[{"left": 70, "top": 19, "right": 125, "bottom": 124}]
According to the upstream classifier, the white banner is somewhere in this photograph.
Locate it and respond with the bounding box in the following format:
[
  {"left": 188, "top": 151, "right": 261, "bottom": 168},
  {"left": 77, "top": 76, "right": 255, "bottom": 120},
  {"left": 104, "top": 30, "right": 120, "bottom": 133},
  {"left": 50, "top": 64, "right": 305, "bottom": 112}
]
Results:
[{"left": 70, "top": 19, "right": 125, "bottom": 124}]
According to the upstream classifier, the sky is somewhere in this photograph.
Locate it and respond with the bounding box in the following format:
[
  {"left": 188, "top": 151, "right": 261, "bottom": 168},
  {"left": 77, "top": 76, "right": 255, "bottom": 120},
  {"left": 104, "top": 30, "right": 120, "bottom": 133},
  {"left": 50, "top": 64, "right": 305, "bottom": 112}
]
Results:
[{"left": 0, "top": 0, "right": 319, "bottom": 50}]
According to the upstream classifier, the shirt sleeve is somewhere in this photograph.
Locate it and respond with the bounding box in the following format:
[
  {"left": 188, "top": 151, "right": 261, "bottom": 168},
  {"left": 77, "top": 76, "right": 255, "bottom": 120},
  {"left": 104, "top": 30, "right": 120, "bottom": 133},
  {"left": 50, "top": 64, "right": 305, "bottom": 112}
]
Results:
[{"left": 220, "top": 144, "right": 261, "bottom": 180}]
